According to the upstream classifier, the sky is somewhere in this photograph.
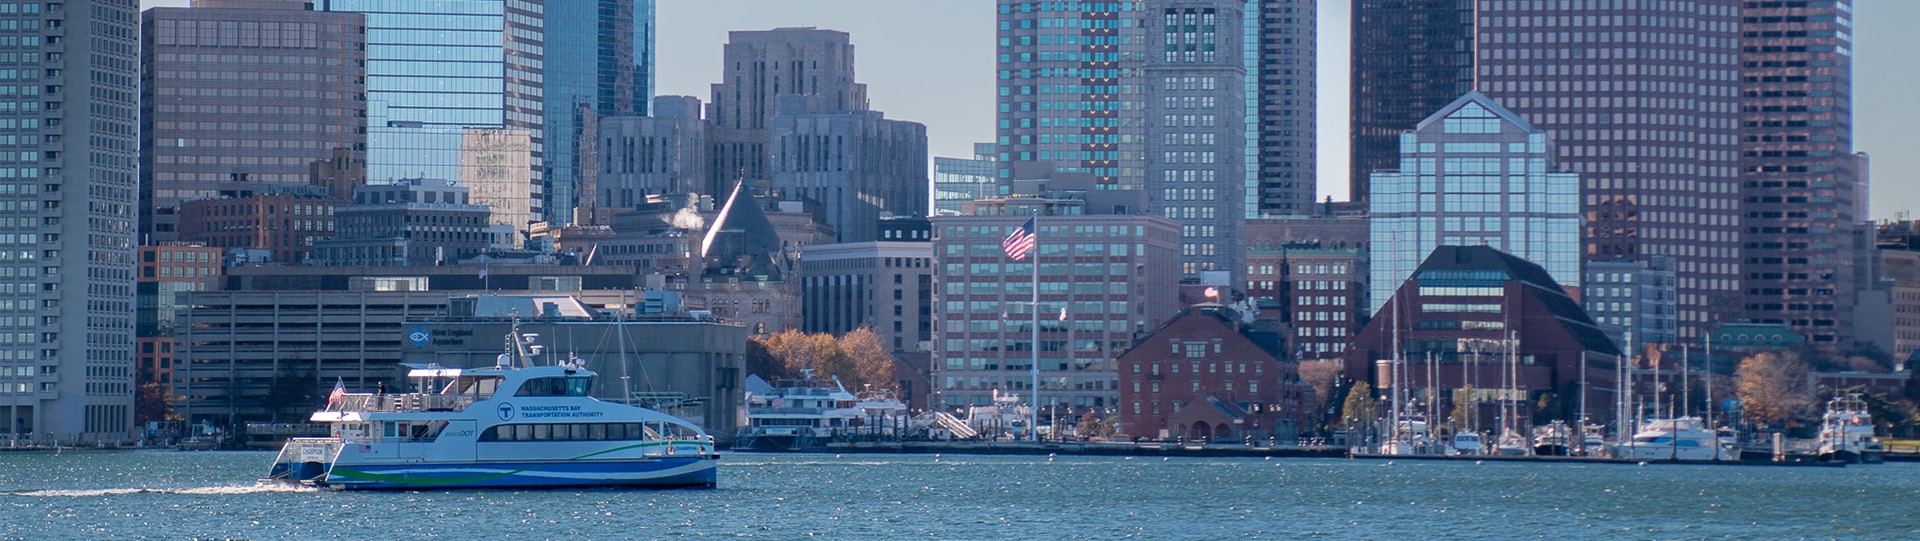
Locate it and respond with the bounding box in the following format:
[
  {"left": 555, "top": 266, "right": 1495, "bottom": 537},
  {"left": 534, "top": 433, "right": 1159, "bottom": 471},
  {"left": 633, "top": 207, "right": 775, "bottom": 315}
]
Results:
[{"left": 141, "top": 0, "right": 1920, "bottom": 220}]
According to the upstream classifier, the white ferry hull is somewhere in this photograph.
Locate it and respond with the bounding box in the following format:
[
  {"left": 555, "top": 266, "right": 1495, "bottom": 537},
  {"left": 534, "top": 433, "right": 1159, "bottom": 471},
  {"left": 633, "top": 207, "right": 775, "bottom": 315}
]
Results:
[{"left": 322, "top": 456, "right": 717, "bottom": 490}]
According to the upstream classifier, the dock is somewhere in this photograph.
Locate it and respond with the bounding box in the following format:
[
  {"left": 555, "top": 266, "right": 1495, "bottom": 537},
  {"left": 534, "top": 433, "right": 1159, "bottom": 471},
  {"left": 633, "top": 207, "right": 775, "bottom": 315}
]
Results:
[{"left": 816, "top": 441, "right": 1347, "bottom": 459}]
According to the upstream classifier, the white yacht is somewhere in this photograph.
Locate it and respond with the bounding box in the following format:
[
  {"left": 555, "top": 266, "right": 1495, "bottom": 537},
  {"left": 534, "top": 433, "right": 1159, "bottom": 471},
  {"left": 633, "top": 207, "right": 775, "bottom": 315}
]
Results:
[
  {"left": 1613, "top": 417, "right": 1736, "bottom": 461},
  {"left": 265, "top": 322, "right": 718, "bottom": 490},
  {"left": 1817, "top": 394, "right": 1885, "bottom": 464},
  {"left": 734, "top": 370, "right": 863, "bottom": 451},
  {"left": 1450, "top": 431, "right": 1484, "bottom": 455}
]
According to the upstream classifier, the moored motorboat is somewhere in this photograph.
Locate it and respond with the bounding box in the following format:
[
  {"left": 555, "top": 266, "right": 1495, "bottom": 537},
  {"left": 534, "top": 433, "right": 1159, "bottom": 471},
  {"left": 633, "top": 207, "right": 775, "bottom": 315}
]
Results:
[
  {"left": 1613, "top": 417, "right": 1735, "bottom": 461},
  {"left": 1817, "top": 393, "right": 1885, "bottom": 464},
  {"left": 264, "top": 320, "right": 718, "bottom": 490}
]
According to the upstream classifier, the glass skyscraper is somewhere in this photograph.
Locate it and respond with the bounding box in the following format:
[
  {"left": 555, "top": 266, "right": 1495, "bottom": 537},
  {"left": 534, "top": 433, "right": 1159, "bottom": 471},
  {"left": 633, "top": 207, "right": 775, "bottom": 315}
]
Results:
[
  {"left": 1369, "top": 93, "right": 1581, "bottom": 314},
  {"left": 317, "top": 0, "right": 546, "bottom": 223},
  {"left": 543, "top": 0, "right": 653, "bottom": 225}
]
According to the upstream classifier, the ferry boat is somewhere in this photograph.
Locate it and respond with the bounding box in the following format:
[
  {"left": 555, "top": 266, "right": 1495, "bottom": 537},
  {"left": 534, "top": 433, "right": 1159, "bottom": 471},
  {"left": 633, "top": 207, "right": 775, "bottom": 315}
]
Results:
[
  {"left": 734, "top": 370, "right": 862, "bottom": 451},
  {"left": 1817, "top": 393, "right": 1885, "bottom": 464},
  {"left": 264, "top": 321, "right": 719, "bottom": 490},
  {"left": 1613, "top": 417, "right": 1736, "bottom": 461}
]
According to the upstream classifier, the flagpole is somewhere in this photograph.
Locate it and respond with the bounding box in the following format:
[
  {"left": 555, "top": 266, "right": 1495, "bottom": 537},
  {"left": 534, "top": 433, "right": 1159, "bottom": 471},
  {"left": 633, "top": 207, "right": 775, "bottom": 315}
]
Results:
[{"left": 1030, "top": 213, "right": 1041, "bottom": 443}]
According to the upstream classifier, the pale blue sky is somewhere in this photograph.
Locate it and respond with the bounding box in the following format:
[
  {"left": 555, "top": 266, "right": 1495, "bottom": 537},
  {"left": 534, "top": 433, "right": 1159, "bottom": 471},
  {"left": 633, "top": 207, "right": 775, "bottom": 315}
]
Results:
[{"left": 142, "top": 0, "right": 1920, "bottom": 219}]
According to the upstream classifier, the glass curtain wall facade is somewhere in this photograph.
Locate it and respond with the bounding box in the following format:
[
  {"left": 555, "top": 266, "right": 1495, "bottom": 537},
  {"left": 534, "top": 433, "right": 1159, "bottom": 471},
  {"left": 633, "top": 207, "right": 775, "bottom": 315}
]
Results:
[
  {"left": 1368, "top": 94, "right": 1581, "bottom": 314},
  {"left": 993, "top": 1, "right": 1146, "bottom": 188},
  {"left": 1348, "top": 0, "right": 1475, "bottom": 204},
  {"left": 542, "top": 0, "right": 650, "bottom": 226},
  {"left": 319, "top": 0, "right": 546, "bottom": 222}
]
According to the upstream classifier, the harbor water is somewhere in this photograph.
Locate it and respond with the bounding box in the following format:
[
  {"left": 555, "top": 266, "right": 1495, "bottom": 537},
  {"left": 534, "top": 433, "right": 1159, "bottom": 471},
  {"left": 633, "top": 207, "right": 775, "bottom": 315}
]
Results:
[{"left": 1, "top": 450, "right": 1915, "bottom": 538}]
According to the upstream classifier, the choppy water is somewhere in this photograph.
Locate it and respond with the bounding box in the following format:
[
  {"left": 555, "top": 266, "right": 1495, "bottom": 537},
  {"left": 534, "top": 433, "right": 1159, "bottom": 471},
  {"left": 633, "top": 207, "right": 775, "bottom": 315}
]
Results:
[{"left": 0, "top": 450, "right": 1914, "bottom": 539}]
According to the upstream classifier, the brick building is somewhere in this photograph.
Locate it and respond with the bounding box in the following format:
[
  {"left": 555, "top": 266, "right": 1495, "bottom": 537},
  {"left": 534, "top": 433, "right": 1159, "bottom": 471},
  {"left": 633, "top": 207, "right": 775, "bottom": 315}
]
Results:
[
  {"left": 1344, "top": 245, "right": 1622, "bottom": 430},
  {"left": 1117, "top": 304, "right": 1302, "bottom": 442},
  {"left": 175, "top": 185, "right": 343, "bottom": 265}
]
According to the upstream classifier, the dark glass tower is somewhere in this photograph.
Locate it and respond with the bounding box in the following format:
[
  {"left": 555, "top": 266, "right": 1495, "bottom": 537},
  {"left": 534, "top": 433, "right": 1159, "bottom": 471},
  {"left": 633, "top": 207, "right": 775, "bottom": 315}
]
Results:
[
  {"left": 1348, "top": 0, "right": 1475, "bottom": 204},
  {"left": 543, "top": 0, "right": 653, "bottom": 225}
]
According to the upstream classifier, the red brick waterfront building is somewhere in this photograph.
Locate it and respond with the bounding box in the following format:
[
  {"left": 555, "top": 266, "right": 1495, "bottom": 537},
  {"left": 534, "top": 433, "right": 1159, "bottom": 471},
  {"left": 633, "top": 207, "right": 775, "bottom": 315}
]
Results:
[{"left": 1118, "top": 305, "right": 1303, "bottom": 442}]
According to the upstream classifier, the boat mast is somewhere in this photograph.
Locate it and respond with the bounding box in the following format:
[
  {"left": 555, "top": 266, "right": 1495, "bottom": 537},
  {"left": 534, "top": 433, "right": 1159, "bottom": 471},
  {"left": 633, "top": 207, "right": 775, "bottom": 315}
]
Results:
[
  {"left": 1681, "top": 345, "right": 1690, "bottom": 419},
  {"left": 1704, "top": 333, "right": 1714, "bottom": 428}
]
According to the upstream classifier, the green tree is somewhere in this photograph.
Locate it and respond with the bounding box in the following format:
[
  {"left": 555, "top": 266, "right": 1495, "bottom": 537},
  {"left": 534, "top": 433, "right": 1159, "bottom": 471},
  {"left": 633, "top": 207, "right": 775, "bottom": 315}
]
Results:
[
  {"left": 1341, "top": 381, "right": 1378, "bottom": 432},
  {"left": 1451, "top": 385, "right": 1476, "bottom": 433}
]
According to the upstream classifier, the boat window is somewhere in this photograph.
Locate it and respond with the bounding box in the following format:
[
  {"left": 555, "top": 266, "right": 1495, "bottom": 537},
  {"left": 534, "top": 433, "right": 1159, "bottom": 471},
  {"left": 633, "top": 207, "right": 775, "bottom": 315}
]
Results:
[
  {"left": 459, "top": 376, "right": 504, "bottom": 399},
  {"left": 513, "top": 376, "right": 593, "bottom": 397},
  {"left": 479, "top": 422, "right": 673, "bottom": 442}
]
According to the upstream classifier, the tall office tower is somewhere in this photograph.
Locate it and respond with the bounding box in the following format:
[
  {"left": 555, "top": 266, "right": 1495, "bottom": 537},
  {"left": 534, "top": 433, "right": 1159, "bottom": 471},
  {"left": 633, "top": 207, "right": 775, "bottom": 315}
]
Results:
[
  {"left": 707, "top": 28, "right": 865, "bottom": 197},
  {"left": 1737, "top": 0, "right": 1858, "bottom": 349},
  {"left": 1252, "top": 0, "right": 1316, "bottom": 216},
  {"left": 1478, "top": 0, "right": 1743, "bottom": 342},
  {"left": 543, "top": 0, "right": 653, "bottom": 226},
  {"left": 1366, "top": 93, "right": 1581, "bottom": 314},
  {"left": 1355, "top": 0, "right": 1743, "bottom": 341},
  {"left": 992, "top": 1, "right": 1147, "bottom": 189},
  {"left": 0, "top": 0, "right": 141, "bottom": 443},
  {"left": 1145, "top": 1, "right": 1247, "bottom": 280},
  {"left": 139, "top": 2, "right": 366, "bottom": 243},
  {"left": 1348, "top": 0, "right": 1475, "bottom": 203},
  {"left": 317, "top": 0, "right": 546, "bottom": 224}
]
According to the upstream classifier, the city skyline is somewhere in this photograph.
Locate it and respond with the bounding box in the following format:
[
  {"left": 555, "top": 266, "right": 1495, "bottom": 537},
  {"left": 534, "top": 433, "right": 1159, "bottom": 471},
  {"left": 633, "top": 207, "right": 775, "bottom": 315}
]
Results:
[{"left": 140, "top": 0, "right": 1920, "bottom": 219}]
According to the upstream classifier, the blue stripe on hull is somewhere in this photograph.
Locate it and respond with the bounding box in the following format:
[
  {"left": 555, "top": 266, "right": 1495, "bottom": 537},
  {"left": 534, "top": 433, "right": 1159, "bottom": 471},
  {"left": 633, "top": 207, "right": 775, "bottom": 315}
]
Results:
[{"left": 327, "top": 458, "right": 717, "bottom": 490}]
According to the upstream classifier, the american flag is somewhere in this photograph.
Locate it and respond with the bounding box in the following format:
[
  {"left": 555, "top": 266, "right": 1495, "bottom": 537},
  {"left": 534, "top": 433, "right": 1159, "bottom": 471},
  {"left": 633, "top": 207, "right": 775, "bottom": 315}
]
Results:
[
  {"left": 326, "top": 379, "right": 345, "bottom": 410},
  {"left": 1002, "top": 218, "right": 1037, "bottom": 261}
]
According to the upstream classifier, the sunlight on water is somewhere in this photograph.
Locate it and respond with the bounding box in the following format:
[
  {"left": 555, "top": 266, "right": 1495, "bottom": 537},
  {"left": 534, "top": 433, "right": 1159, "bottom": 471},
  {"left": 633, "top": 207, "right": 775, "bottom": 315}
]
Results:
[{"left": 0, "top": 451, "right": 1915, "bottom": 538}]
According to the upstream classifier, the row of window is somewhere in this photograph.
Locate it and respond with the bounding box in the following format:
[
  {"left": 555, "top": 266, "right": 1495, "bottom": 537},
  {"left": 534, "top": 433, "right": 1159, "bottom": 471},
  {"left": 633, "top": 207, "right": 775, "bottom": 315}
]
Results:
[{"left": 478, "top": 422, "right": 663, "bottom": 442}]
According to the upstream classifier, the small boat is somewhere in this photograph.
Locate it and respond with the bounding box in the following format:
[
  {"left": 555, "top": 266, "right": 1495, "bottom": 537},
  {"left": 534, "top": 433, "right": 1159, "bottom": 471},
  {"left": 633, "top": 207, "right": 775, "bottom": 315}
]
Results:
[
  {"left": 1450, "top": 431, "right": 1484, "bottom": 456},
  {"left": 1531, "top": 421, "right": 1573, "bottom": 456},
  {"left": 1613, "top": 417, "right": 1735, "bottom": 461},
  {"left": 1494, "top": 430, "right": 1530, "bottom": 456},
  {"left": 1580, "top": 425, "right": 1608, "bottom": 457},
  {"left": 264, "top": 319, "right": 719, "bottom": 490},
  {"left": 734, "top": 370, "right": 863, "bottom": 451},
  {"left": 1817, "top": 393, "right": 1885, "bottom": 464}
]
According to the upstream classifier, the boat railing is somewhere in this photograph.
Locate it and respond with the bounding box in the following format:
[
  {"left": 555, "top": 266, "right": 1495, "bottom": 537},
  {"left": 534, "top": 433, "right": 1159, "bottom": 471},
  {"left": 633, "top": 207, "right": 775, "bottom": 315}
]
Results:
[
  {"left": 749, "top": 406, "right": 827, "bottom": 416},
  {"left": 337, "top": 392, "right": 474, "bottom": 413}
]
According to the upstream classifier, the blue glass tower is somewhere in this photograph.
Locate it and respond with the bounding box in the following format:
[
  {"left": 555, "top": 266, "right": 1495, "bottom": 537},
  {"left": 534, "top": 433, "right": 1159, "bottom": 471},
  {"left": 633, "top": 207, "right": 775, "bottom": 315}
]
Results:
[
  {"left": 317, "top": 0, "right": 547, "bottom": 223},
  {"left": 543, "top": 0, "right": 654, "bottom": 225}
]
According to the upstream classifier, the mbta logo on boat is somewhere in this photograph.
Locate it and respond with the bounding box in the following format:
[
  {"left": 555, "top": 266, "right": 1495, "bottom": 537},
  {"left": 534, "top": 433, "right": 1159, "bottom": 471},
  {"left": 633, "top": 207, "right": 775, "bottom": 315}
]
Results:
[{"left": 497, "top": 403, "right": 515, "bottom": 421}]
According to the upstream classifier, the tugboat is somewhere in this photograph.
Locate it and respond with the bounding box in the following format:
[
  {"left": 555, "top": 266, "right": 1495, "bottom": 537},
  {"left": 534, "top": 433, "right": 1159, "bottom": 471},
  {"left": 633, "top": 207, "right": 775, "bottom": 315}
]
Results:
[
  {"left": 1817, "top": 393, "right": 1885, "bottom": 464},
  {"left": 264, "top": 320, "right": 718, "bottom": 490}
]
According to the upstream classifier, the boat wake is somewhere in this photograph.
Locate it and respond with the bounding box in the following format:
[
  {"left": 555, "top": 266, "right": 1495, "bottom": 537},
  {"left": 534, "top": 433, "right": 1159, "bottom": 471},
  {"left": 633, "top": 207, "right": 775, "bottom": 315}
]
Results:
[{"left": 8, "top": 483, "right": 317, "bottom": 497}]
